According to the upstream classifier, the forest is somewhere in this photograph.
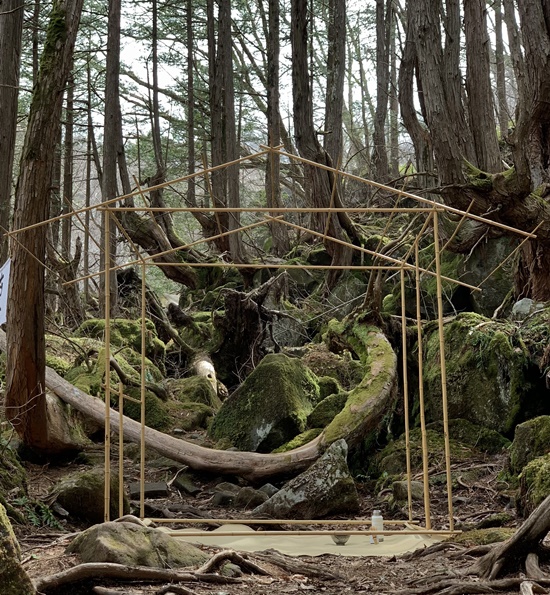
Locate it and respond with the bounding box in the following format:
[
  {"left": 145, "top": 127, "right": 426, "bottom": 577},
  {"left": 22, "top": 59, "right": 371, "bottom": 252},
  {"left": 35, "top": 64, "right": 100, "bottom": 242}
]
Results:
[{"left": 1, "top": 0, "right": 550, "bottom": 593}]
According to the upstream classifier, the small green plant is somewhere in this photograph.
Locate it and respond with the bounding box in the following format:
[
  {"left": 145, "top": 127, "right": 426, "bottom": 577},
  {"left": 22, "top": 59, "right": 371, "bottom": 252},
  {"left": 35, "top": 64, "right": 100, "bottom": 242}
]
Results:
[{"left": 12, "top": 496, "right": 64, "bottom": 529}]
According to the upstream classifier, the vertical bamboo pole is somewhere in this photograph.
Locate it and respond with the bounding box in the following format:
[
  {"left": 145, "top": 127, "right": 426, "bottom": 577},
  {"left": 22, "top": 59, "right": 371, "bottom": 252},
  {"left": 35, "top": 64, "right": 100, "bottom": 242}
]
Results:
[
  {"left": 118, "top": 382, "right": 124, "bottom": 517},
  {"left": 140, "top": 260, "right": 147, "bottom": 519},
  {"left": 432, "top": 210, "right": 454, "bottom": 531},
  {"left": 400, "top": 267, "right": 413, "bottom": 522},
  {"left": 415, "top": 239, "right": 431, "bottom": 529},
  {"left": 104, "top": 210, "right": 112, "bottom": 522}
]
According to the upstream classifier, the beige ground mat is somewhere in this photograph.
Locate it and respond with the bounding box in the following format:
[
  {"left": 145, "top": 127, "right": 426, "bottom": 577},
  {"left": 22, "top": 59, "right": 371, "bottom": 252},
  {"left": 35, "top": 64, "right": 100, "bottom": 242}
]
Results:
[{"left": 170, "top": 523, "right": 442, "bottom": 557}]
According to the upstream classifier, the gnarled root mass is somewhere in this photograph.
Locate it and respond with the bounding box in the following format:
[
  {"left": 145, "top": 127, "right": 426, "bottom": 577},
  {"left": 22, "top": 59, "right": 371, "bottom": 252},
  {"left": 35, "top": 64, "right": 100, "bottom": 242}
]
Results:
[{"left": 400, "top": 495, "right": 550, "bottom": 595}]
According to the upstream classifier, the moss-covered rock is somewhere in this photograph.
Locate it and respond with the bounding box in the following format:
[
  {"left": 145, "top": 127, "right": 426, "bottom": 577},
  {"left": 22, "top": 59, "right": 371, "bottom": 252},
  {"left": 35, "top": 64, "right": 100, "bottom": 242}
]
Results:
[
  {"left": 76, "top": 318, "right": 166, "bottom": 366},
  {"left": 251, "top": 439, "right": 359, "bottom": 519},
  {"left": 518, "top": 453, "right": 550, "bottom": 516},
  {"left": 427, "top": 419, "right": 509, "bottom": 454},
  {"left": 423, "top": 313, "right": 530, "bottom": 434},
  {"left": 375, "top": 428, "right": 481, "bottom": 476},
  {"left": 0, "top": 444, "right": 27, "bottom": 522},
  {"left": 120, "top": 387, "right": 170, "bottom": 430},
  {"left": 509, "top": 416, "right": 550, "bottom": 474},
  {"left": 450, "top": 527, "right": 515, "bottom": 546},
  {"left": 307, "top": 392, "right": 348, "bottom": 428},
  {"left": 164, "top": 401, "right": 215, "bottom": 432},
  {"left": 0, "top": 503, "right": 35, "bottom": 595},
  {"left": 208, "top": 353, "right": 321, "bottom": 452},
  {"left": 302, "top": 343, "right": 363, "bottom": 390},
  {"left": 167, "top": 376, "right": 222, "bottom": 409},
  {"left": 67, "top": 521, "right": 209, "bottom": 567},
  {"left": 50, "top": 469, "right": 130, "bottom": 524},
  {"left": 272, "top": 428, "right": 323, "bottom": 453}
]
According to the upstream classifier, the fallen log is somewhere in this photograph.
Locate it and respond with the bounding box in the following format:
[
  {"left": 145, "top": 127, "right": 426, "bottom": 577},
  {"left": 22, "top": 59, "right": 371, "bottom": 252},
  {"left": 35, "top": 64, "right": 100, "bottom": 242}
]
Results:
[{"left": 0, "top": 325, "right": 397, "bottom": 482}]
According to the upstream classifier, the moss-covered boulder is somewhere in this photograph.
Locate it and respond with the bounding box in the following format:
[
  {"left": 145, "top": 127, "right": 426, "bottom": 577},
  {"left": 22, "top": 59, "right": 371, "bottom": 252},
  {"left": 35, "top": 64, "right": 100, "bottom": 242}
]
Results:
[
  {"left": 121, "top": 387, "right": 170, "bottom": 430},
  {"left": 450, "top": 527, "right": 515, "bottom": 546},
  {"left": 375, "top": 428, "right": 483, "bottom": 476},
  {"left": 164, "top": 401, "right": 215, "bottom": 432},
  {"left": 427, "top": 419, "right": 509, "bottom": 455},
  {"left": 208, "top": 353, "right": 321, "bottom": 452},
  {"left": 302, "top": 343, "right": 363, "bottom": 390},
  {"left": 0, "top": 443, "right": 27, "bottom": 522},
  {"left": 76, "top": 318, "right": 166, "bottom": 366},
  {"left": 49, "top": 469, "right": 130, "bottom": 524},
  {"left": 423, "top": 313, "right": 529, "bottom": 434},
  {"left": 251, "top": 439, "right": 359, "bottom": 519},
  {"left": 307, "top": 392, "right": 348, "bottom": 428},
  {"left": 272, "top": 428, "right": 323, "bottom": 453},
  {"left": 517, "top": 453, "right": 550, "bottom": 516},
  {"left": 167, "top": 376, "right": 222, "bottom": 409},
  {"left": 0, "top": 503, "right": 35, "bottom": 595},
  {"left": 67, "top": 521, "right": 209, "bottom": 567},
  {"left": 509, "top": 416, "right": 550, "bottom": 474}
]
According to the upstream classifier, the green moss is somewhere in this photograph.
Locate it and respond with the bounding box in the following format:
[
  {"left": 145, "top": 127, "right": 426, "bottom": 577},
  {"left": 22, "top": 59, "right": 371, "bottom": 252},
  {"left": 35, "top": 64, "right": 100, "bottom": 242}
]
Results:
[
  {"left": 0, "top": 503, "right": 35, "bottom": 595},
  {"left": 120, "top": 387, "right": 170, "bottom": 430},
  {"left": 168, "top": 377, "right": 222, "bottom": 409},
  {"left": 422, "top": 313, "right": 529, "bottom": 434},
  {"left": 382, "top": 292, "right": 399, "bottom": 315},
  {"left": 321, "top": 322, "right": 397, "bottom": 447},
  {"left": 509, "top": 416, "right": 550, "bottom": 474},
  {"left": 272, "top": 428, "right": 323, "bottom": 453},
  {"left": 317, "top": 376, "right": 341, "bottom": 399},
  {"left": 307, "top": 392, "right": 348, "bottom": 428},
  {"left": 375, "top": 428, "right": 479, "bottom": 476},
  {"left": 518, "top": 453, "right": 550, "bottom": 516},
  {"left": 302, "top": 343, "right": 363, "bottom": 390},
  {"left": 164, "top": 401, "right": 215, "bottom": 432},
  {"left": 450, "top": 527, "right": 515, "bottom": 546},
  {"left": 45, "top": 354, "right": 72, "bottom": 376},
  {"left": 427, "top": 419, "right": 509, "bottom": 454},
  {"left": 208, "top": 353, "right": 321, "bottom": 452},
  {"left": 76, "top": 318, "right": 166, "bottom": 365}
]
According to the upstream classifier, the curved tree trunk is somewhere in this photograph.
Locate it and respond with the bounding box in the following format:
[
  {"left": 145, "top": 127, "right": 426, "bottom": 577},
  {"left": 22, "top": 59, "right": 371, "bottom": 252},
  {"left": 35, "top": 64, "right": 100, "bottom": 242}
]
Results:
[{"left": 0, "top": 327, "right": 397, "bottom": 482}]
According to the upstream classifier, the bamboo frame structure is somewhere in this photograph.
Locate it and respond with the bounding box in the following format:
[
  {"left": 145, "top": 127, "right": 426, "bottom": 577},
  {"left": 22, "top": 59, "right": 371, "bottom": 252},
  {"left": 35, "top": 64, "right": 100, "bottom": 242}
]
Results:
[{"left": 8, "top": 145, "right": 537, "bottom": 541}]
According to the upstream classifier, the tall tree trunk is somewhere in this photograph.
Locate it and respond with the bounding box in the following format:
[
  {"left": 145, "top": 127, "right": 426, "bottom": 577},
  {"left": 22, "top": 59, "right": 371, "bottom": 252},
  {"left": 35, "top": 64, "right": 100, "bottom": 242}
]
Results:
[
  {"left": 266, "top": 0, "right": 289, "bottom": 256},
  {"left": 372, "top": 0, "right": 391, "bottom": 185},
  {"left": 464, "top": 0, "right": 501, "bottom": 172},
  {"left": 219, "top": 0, "right": 246, "bottom": 265},
  {"left": 5, "top": 0, "right": 84, "bottom": 451},
  {"left": 291, "top": 0, "right": 354, "bottom": 288},
  {"left": 100, "top": 0, "right": 122, "bottom": 318},
  {"left": 207, "top": 0, "right": 230, "bottom": 253},
  {"left": 494, "top": 0, "right": 510, "bottom": 142},
  {"left": 0, "top": 0, "right": 24, "bottom": 264}
]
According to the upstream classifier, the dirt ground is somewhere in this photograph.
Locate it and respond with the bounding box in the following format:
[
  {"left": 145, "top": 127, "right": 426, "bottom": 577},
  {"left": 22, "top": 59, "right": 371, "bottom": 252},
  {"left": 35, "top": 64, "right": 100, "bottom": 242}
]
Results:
[{"left": 12, "top": 444, "right": 542, "bottom": 595}]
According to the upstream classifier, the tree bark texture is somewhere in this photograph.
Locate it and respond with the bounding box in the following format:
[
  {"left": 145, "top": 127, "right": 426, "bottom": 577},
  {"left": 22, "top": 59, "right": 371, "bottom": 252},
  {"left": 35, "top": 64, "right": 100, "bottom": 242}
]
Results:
[
  {"left": 0, "top": 0, "right": 24, "bottom": 264},
  {"left": 464, "top": 0, "right": 501, "bottom": 172},
  {"left": 5, "top": 0, "right": 84, "bottom": 451},
  {"left": 291, "top": 0, "right": 353, "bottom": 287}
]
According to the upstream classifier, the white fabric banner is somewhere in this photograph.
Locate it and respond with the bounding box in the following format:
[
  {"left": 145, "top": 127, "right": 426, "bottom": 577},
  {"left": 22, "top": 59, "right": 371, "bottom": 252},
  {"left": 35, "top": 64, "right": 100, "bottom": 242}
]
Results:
[{"left": 0, "top": 258, "right": 11, "bottom": 325}]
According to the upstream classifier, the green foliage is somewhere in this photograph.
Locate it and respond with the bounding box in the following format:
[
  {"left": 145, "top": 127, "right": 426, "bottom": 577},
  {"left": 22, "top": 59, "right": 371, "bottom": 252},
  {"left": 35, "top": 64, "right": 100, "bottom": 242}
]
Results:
[{"left": 11, "top": 497, "right": 63, "bottom": 530}]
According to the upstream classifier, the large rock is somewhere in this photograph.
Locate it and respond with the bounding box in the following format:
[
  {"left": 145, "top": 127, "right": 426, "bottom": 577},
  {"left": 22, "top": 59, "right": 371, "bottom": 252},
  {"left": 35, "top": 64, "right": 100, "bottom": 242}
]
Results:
[
  {"left": 423, "top": 313, "right": 530, "bottom": 434},
  {"left": 49, "top": 469, "right": 130, "bottom": 524},
  {"left": 67, "top": 521, "right": 209, "bottom": 567},
  {"left": 517, "top": 454, "right": 550, "bottom": 517},
  {"left": 208, "top": 353, "right": 321, "bottom": 452},
  {"left": 509, "top": 416, "right": 550, "bottom": 474},
  {"left": 250, "top": 439, "right": 359, "bottom": 519},
  {"left": 0, "top": 503, "right": 35, "bottom": 594}
]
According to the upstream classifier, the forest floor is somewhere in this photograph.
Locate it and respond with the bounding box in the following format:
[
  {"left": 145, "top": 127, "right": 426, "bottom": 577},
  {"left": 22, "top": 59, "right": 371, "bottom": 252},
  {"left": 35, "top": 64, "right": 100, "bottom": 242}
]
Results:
[{"left": 15, "top": 446, "right": 544, "bottom": 595}]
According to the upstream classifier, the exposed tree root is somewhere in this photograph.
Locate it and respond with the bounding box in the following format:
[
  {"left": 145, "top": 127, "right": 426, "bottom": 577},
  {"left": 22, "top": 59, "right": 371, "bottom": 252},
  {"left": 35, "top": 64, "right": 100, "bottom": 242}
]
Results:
[
  {"left": 401, "top": 495, "right": 550, "bottom": 595},
  {"left": 253, "top": 549, "right": 343, "bottom": 580},
  {"left": 32, "top": 561, "right": 243, "bottom": 593}
]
